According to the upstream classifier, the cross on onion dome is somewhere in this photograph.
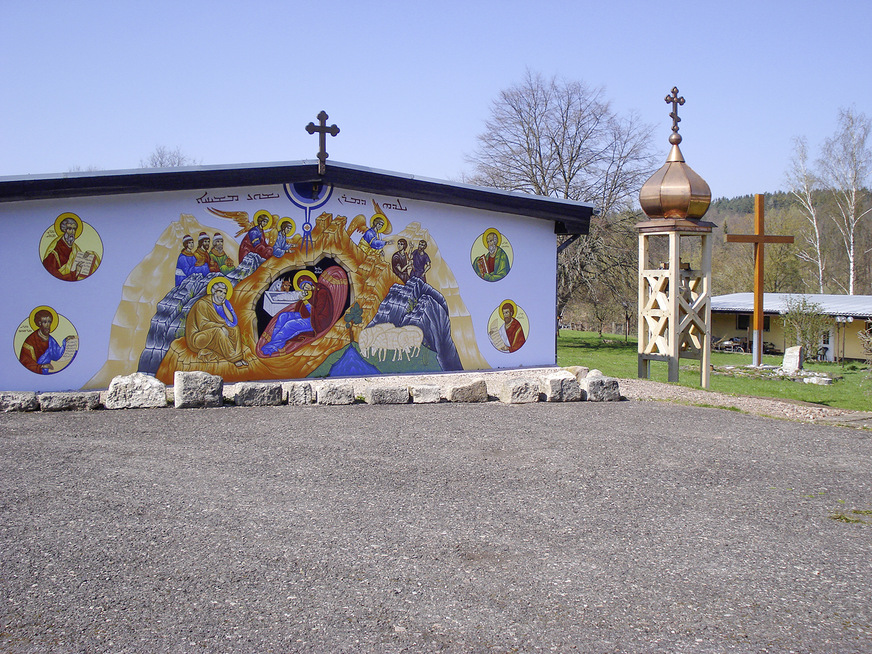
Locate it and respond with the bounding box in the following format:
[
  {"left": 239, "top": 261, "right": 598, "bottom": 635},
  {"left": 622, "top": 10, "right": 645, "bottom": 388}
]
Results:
[{"left": 665, "top": 87, "right": 685, "bottom": 142}]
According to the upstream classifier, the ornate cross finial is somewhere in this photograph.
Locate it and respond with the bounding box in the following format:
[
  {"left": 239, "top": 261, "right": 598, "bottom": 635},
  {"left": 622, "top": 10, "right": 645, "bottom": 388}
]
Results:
[
  {"left": 305, "top": 110, "right": 340, "bottom": 175},
  {"left": 665, "top": 87, "right": 685, "bottom": 132}
]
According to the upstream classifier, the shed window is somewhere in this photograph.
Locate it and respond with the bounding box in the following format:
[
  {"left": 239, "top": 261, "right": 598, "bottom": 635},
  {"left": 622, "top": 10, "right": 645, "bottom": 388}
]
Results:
[{"left": 736, "top": 314, "right": 770, "bottom": 331}]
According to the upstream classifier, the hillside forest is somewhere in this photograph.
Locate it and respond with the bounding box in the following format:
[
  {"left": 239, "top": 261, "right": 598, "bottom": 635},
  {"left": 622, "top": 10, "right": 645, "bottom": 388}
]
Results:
[{"left": 710, "top": 191, "right": 871, "bottom": 295}]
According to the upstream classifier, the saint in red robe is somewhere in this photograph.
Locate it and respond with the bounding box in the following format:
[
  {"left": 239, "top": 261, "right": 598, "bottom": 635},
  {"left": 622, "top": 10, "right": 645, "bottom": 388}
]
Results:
[{"left": 503, "top": 317, "right": 526, "bottom": 353}]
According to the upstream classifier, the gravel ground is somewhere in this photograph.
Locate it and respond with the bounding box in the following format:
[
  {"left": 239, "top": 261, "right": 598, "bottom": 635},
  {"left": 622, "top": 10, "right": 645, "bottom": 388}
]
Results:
[{"left": 2, "top": 398, "right": 872, "bottom": 653}]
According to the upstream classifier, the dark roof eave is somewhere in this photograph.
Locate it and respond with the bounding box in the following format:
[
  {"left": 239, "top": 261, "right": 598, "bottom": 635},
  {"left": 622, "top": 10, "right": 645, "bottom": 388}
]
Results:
[
  {"left": 0, "top": 160, "right": 593, "bottom": 235},
  {"left": 712, "top": 306, "right": 872, "bottom": 319}
]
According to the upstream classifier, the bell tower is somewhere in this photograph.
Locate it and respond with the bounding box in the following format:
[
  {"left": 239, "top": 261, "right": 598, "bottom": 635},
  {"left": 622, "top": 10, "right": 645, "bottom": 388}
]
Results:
[{"left": 636, "top": 87, "right": 715, "bottom": 387}]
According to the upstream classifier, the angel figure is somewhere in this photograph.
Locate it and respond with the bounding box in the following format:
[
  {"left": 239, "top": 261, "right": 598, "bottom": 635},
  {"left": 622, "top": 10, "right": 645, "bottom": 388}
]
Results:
[
  {"left": 207, "top": 207, "right": 279, "bottom": 261},
  {"left": 348, "top": 200, "right": 393, "bottom": 256}
]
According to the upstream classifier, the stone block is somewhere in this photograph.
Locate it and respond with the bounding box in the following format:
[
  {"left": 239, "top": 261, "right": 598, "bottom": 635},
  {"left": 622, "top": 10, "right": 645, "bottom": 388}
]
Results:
[
  {"left": 496, "top": 378, "right": 540, "bottom": 404},
  {"left": 564, "top": 365, "right": 590, "bottom": 382},
  {"left": 410, "top": 385, "right": 442, "bottom": 404},
  {"left": 803, "top": 376, "right": 833, "bottom": 385},
  {"left": 234, "top": 382, "right": 283, "bottom": 407},
  {"left": 38, "top": 392, "right": 101, "bottom": 412},
  {"left": 0, "top": 392, "right": 39, "bottom": 412},
  {"left": 782, "top": 346, "right": 803, "bottom": 375},
  {"left": 315, "top": 382, "right": 356, "bottom": 405},
  {"left": 364, "top": 386, "right": 410, "bottom": 405},
  {"left": 222, "top": 383, "right": 238, "bottom": 404},
  {"left": 104, "top": 373, "right": 167, "bottom": 410},
  {"left": 282, "top": 381, "right": 314, "bottom": 405},
  {"left": 540, "top": 371, "right": 582, "bottom": 402},
  {"left": 446, "top": 379, "right": 488, "bottom": 403},
  {"left": 173, "top": 371, "right": 223, "bottom": 408},
  {"left": 580, "top": 374, "right": 622, "bottom": 401}
]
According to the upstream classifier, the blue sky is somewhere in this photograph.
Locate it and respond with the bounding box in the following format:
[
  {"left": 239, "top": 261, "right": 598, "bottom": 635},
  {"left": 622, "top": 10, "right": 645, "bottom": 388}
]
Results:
[{"left": 2, "top": 0, "right": 869, "bottom": 199}]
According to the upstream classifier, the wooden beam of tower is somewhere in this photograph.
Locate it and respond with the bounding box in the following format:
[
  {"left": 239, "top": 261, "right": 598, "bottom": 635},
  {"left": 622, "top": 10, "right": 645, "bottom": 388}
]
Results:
[{"left": 725, "top": 194, "right": 794, "bottom": 366}]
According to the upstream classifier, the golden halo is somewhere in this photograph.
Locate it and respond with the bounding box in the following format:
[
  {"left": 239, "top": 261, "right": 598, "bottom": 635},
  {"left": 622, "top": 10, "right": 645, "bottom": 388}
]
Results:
[
  {"left": 207, "top": 276, "right": 233, "bottom": 300},
  {"left": 481, "top": 228, "right": 502, "bottom": 249},
  {"left": 29, "top": 305, "right": 59, "bottom": 332},
  {"left": 499, "top": 299, "right": 518, "bottom": 317},
  {"left": 369, "top": 212, "right": 392, "bottom": 235},
  {"left": 54, "top": 212, "right": 83, "bottom": 239},
  {"left": 293, "top": 270, "right": 318, "bottom": 292},
  {"left": 278, "top": 217, "right": 296, "bottom": 233},
  {"left": 253, "top": 210, "right": 274, "bottom": 230}
]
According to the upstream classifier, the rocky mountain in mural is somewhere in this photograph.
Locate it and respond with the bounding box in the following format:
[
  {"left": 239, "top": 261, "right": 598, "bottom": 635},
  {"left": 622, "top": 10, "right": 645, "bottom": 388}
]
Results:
[{"left": 366, "top": 277, "right": 462, "bottom": 371}]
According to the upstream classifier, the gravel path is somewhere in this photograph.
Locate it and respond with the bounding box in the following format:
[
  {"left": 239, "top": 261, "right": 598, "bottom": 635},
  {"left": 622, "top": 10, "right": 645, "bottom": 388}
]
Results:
[{"left": 617, "top": 377, "right": 872, "bottom": 425}]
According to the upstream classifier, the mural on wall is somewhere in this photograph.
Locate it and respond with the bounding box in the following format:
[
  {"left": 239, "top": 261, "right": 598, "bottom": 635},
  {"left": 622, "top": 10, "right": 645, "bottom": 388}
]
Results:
[
  {"left": 14, "top": 306, "right": 79, "bottom": 374},
  {"left": 4, "top": 175, "right": 564, "bottom": 393},
  {"left": 471, "top": 228, "right": 512, "bottom": 282},
  {"left": 82, "top": 182, "right": 504, "bottom": 388},
  {"left": 487, "top": 300, "right": 528, "bottom": 353},
  {"left": 39, "top": 212, "right": 103, "bottom": 281}
]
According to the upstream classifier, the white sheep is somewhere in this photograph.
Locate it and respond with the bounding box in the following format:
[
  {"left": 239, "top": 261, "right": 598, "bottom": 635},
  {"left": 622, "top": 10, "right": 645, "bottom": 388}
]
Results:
[
  {"left": 359, "top": 324, "right": 424, "bottom": 362},
  {"left": 358, "top": 323, "right": 392, "bottom": 359}
]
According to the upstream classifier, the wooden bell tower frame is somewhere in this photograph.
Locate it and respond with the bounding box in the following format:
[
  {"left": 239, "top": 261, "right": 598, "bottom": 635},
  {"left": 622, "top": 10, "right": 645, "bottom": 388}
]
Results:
[
  {"left": 636, "top": 87, "right": 714, "bottom": 388},
  {"left": 637, "top": 222, "right": 713, "bottom": 387}
]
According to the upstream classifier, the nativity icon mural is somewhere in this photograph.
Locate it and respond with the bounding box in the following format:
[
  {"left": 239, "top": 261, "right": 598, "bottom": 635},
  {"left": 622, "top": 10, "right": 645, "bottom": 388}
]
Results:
[{"left": 106, "top": 184, "right": 488, "bottom": 388}]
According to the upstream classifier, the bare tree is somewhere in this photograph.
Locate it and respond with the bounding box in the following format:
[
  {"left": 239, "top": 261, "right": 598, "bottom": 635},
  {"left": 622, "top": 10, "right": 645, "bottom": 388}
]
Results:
[
  {"left": 817, "top": 108, "right": 872, "bottom": 295},
  {"left": 786, "top": 137, "right": 827, "bottom": 293},
  {"left": 467, "top": 71, "right": 657, "bottom": 317},
  {"left": 140, "top": 145, "right": 200, "bottom": 168}
]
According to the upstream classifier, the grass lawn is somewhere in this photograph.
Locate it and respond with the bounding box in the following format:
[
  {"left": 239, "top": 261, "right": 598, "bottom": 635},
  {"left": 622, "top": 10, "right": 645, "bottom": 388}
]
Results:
[{"left": 557, "top": 329, "right": 872, "bottom": 412}]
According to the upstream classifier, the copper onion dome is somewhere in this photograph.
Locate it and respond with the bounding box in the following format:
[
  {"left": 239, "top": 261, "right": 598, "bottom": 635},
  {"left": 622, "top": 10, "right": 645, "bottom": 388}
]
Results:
[{"left": 639, "top": 87, "right": 711, "bottom": 221}]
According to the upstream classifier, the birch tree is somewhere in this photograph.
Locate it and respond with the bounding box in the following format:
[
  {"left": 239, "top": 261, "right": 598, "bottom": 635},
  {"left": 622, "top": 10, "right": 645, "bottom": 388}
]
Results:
[
  {"left": 786, "top": 137, "right": 827, "bottom": 293},
  {"left": 817, "top": 108, "right": 872, "bottom": 295}
]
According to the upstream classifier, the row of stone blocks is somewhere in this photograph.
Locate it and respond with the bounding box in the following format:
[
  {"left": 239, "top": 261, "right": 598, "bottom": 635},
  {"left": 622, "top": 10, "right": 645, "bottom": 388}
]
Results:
[{"left": 0, "top": 367, "right": 621, "bottom": 412}]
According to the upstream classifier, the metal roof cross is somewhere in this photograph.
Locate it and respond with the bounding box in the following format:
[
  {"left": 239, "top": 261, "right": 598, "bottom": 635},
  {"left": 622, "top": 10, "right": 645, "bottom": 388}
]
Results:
[
  {"left": 305, "top": 110, "right": 340, "bottom": 175},
  {"left": 665, "top": 87, "right": 685, "bottom": 134}
]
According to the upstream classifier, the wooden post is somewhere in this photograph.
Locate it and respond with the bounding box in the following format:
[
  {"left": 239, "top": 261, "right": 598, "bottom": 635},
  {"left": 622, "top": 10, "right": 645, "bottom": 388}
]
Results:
[
  {"left": 668, "top": 232, "right": 681, "bottom": 382},
  {"left": 638, "top": 233, "right": 650, "bottom": 379}
]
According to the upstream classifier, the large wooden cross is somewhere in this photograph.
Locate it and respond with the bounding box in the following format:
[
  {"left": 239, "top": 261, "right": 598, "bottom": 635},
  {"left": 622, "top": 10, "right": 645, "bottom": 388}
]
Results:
[
  {"left": 725, "top": 194, "right": 794, "bottom": 365},
  {"left": 305, "top": 110, "right": 340, "bottom": 175}
]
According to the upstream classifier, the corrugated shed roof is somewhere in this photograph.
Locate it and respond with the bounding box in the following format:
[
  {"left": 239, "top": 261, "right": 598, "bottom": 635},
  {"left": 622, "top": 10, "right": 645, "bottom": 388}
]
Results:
[{"left": 712, "top": 293, "right": 872, "bottom": 318}]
